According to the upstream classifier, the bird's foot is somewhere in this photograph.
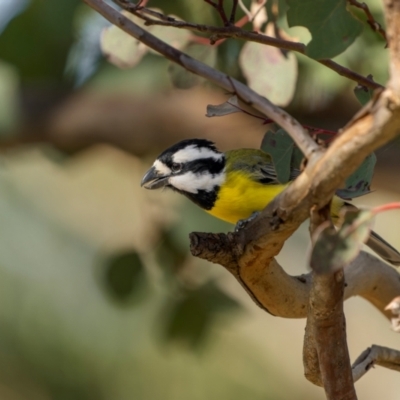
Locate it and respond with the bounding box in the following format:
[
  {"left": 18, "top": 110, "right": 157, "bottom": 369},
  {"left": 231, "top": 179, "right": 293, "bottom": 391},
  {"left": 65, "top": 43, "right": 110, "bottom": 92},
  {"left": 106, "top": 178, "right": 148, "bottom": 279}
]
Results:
[{"left": 235, "top": 211, "right": 261, "bottom": 232}]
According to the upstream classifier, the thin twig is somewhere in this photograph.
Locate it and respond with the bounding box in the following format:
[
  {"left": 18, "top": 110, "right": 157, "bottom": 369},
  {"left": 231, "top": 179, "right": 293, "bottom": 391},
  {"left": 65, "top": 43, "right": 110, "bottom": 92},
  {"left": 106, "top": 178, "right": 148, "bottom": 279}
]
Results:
[
  {"left": 113, "top": 0, "right": 382, "bottom": 90},
  {"left": 204, "top": 0, "right": 230, "bottom": 25},
  {"left": 229, "top": 0, "right": 238, "bottom": 23},
  {"left": 348, "top": 0, "right": 388, "bottom": 45}
]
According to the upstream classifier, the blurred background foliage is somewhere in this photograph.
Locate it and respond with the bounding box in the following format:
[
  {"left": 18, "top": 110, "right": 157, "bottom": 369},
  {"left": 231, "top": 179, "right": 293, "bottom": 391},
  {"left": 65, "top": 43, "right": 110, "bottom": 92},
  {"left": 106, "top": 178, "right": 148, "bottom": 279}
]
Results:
[{"left": 0, "top": 0, "right": 399, "bottom": 399}]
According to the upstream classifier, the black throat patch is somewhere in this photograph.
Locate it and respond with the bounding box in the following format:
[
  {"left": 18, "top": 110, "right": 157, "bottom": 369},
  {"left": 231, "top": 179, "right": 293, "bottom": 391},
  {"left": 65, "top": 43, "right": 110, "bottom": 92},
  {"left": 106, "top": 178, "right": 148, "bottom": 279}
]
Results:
[
  {"left": 177, "top": 157, "right": 224, "bottom": 210},
  {"left": 180, "top": 187, "right": 220, "bottom": 210}
]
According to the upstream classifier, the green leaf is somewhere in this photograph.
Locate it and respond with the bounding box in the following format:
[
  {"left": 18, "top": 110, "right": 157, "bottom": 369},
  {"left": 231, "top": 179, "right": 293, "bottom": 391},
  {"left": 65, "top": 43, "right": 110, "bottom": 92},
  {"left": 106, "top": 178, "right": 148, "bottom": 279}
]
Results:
[
  {"left": 260, "top": 129, "right": 294, "bottom": 183},
  {"left": 291, "top": 146, "right": 305, "bottom": 170},
  {"left": 310, "top": 208, "right": 374, "bottom": 274},
  {"left": 160, "top": 281, "right": 240, "bottom": 349},
  {"left": 260, "top": 131, "right": 375, "bottom": 198},
  {"left": 286, "top": 0, "right": 363, "bottom": 59},
  {"left": 0, "top": 61, "right": 19, "bottom": 134},
  {"left": 103, "top": 251, "right": 148, "bottom": 304},
  {"left": 336, "top": 153, "right": 376, "bottom": 199},
  {"left": 354, "top": 82, "right": 374, "bottom": 105},
  {"left": 168, "top": 43, "right": 217, "bottom": 89},
  {"left": 239, "top": 26, "right": 297, "bottom": 106}
]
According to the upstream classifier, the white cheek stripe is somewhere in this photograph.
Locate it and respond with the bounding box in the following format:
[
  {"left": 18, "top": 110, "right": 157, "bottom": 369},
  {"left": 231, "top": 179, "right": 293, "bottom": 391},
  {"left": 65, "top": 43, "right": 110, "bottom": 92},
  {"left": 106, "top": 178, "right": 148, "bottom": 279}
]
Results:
[
  {"left": 170, "top": 171, "right": 225, "bottom": 193},
  {"left": 153, "top": 159, "right": 171, "bottom": 175},
  {"left": 172, "top": 146, "right": 223, "bottom": 163}
]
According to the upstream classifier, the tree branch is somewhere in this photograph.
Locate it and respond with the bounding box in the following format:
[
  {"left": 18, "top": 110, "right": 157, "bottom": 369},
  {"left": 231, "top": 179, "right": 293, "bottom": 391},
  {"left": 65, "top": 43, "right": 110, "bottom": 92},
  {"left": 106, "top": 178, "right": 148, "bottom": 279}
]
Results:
[
  {"left": 308, "top": 271, "right": 356, "bottom": 399},
  {"left": 352, "top": 345, "right": 400, "bottom": 381},
  {"left": 190, "top": 230, "right": 400, "bottom": 318},
  {"left": 385, "top": 0, "right": 400, "bottom": 92},
  {"left": 302, "top": 206, "right": 356, "bottom": 399},
  {"left": 348, "top": 0, "right": 388, "bottom": 45}
]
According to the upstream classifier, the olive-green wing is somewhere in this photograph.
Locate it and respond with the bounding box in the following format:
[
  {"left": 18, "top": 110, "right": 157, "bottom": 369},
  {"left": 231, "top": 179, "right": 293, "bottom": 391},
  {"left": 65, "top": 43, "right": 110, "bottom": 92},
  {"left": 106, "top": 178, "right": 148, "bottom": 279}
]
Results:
[{"left": 226, "top": 149, "right": 300, "bottom": 185}]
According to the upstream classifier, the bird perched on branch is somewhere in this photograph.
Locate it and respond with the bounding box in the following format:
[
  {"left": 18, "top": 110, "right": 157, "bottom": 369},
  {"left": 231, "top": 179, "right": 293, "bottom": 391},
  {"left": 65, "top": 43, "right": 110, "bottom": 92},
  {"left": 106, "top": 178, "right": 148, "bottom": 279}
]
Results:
[{"left": 141, "top": 138, "right": 400, "bottom": 266}]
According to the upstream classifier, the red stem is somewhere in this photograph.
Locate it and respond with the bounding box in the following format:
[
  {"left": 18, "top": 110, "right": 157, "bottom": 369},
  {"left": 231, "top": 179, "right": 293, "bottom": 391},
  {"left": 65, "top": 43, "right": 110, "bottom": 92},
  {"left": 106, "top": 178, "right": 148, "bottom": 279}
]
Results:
[{"left": 372, "top": 202, "right": 400, "bottom": 214}]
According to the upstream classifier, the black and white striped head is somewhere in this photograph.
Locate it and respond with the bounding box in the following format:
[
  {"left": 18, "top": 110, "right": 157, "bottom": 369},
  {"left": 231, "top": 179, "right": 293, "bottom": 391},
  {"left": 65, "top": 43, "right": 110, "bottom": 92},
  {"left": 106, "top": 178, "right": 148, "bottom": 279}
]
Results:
[{"left": 141, "top": 139, "right": 225, "bottom": 209}]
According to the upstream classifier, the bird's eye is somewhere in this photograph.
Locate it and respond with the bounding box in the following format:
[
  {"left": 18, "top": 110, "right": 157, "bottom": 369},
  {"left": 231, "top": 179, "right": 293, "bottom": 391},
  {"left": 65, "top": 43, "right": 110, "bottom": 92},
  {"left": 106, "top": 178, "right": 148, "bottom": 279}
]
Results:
[{"left": 171, "top": 163, "right": 182, "bottom": 173}]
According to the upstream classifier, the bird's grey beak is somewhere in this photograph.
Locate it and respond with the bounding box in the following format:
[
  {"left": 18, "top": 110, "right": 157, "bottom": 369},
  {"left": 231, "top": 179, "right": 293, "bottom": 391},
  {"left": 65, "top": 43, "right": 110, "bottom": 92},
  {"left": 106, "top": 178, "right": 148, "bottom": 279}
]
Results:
[{"left": 141, "top": 166, "right": 170, "bottom": 190}]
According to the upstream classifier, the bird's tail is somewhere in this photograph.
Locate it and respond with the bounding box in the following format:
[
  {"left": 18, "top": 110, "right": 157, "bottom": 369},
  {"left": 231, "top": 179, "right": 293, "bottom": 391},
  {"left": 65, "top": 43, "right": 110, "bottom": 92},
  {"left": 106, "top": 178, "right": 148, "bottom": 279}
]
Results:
[{"left": 366, "top": 230, "right": 400, "bottom": 267}]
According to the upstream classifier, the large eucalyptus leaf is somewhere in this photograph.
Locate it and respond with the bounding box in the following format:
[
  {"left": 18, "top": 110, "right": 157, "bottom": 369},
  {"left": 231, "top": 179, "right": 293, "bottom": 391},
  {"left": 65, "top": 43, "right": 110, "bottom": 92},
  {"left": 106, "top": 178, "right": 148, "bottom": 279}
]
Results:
[{"left": 286, "top": 0, "right": 363, "bottom": 59}]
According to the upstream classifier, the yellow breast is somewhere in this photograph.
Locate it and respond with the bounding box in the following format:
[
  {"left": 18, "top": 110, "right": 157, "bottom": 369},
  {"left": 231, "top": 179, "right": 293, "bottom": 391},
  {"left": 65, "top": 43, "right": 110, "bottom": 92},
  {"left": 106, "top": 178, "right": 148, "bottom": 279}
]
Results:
[
  {"left": 206, "top": 171, "right": 287, "bottom": 224},
  {"left": 206, "top": 170, "right": 345, "bottom": 224}
]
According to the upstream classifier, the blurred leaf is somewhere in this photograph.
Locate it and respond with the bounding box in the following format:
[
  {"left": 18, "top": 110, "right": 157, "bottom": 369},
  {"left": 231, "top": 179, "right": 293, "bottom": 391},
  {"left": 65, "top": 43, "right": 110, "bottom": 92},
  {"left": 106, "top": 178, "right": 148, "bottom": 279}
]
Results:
[
  {"left": 147, "top": 13, "right": 191, "bottom": 55},
  {"left": 0, "top": 0, "right": 80, "bottom": 82},
  {"left": 206, "top": 95, "right": 242, "bottom": 117},
  {"left": 260, "top": 129, "right": 294, "bottom": 183},
  {"left": 354, "top": 81, "right": 374, "bottom": 106},
  {"left": 156, "top": 229, "right": 188, "bottom": 276},
  {"left": 317, "top": 202, "right": 400, "bottom": 272},
  {"left": 249, "top": 0, "right": 267, "bottom": 31},
  {"left": 0, "top": 60, "right": 19, "bottom": 134},
  {"left": 286, "top": 0, "right": 363, "bottom": 59},
  {"left": 0, "top": 0, "right": 29, "bottom": 34},
  {"left": 310, "top": 208, "right": 373, "bottom": 273},
  {"left": 100, "top": 8, "right": 190, "bottom": 70},
  {"left": 168, "top": 43, "right": 217, "bottom": 89},
  {"left": 101, "top": 11, "right": 149, "bottom": 69},
  {"left": 239, "top": 25, "right": 297, "bottom": 106},
  {"left": 336, "top": 153, "right": 376, "bottom": 199},
  {"left": 164, "top": 294, "right": 212, "bottom": 348},
  {"left": 103, "top": 250, "right": 148, "bottom": 304},
  {"left": 161, "top": 281, "right": 240, "bottom": 349}
]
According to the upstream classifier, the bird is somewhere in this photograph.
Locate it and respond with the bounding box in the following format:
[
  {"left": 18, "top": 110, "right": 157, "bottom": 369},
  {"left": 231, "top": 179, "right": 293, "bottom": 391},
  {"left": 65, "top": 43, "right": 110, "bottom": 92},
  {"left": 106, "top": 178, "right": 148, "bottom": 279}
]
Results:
[{"left": 141, "top": 138, "right": 400, "bottom": 266}]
